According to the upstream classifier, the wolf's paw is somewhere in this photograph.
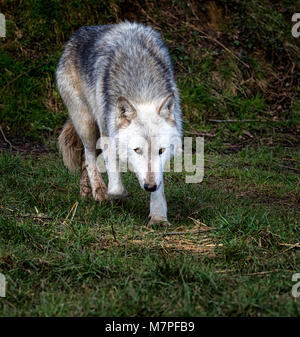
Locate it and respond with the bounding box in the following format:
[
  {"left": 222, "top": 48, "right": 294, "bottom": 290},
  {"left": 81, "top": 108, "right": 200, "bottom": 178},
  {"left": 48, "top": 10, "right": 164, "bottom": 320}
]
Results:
[
  {"left": 109, "top": 188, "right": 130, "bottom": 199},
  {"left": 108, "top": 189, "right": 130, "bottom": 203},
  {"left": 80, "top": 184, "right": 93, "bottom": 198},
  {"left": 94, "top": 185, "right": 109, "bottom": 203},
  {"left": 147, "top": 215, "right": 172, "bottom": 227},
  {"left": 80, "top": 168, "right": 92, "bottom": 198}
]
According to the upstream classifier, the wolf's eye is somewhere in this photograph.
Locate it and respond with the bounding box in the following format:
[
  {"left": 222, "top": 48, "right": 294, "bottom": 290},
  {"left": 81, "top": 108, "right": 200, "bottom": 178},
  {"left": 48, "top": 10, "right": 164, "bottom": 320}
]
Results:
[
  {"left": 159, "top": 148, "right": 165, "bottom": 155},
  {"left": 134, "top": 148, "right": 142, "bottom": 154}
]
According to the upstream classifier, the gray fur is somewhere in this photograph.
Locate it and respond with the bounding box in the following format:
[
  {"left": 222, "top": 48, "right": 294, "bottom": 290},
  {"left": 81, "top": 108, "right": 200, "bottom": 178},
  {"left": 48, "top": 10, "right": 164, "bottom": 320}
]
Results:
[
  {"left": 57, "top": 21, "right": 182, "bottom": 137},
  {"left": 57, "top": 22, "right": 183, "bottom": 225}
]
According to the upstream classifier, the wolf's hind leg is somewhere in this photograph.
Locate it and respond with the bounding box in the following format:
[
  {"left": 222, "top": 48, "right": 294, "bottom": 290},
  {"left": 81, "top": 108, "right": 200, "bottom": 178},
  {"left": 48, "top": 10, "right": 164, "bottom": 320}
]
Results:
[
  {"left": 80, "top": 151, "right": 92, "bottom": 197},
  {"left": 71, "top": 106, "right": 108, "bottom": 203},
  {"left": 85, "top": 150, "right": 108, "bottom": 203}
]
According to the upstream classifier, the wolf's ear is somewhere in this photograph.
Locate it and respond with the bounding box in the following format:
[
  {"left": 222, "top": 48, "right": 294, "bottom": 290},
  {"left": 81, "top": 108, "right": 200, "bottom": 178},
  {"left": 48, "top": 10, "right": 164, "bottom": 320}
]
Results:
[
  {"left": 117, "top": 97, "right": 137, "bottom": 126},
  {"left": 158, "top": 94, "right": 175, "bottom": 123}
]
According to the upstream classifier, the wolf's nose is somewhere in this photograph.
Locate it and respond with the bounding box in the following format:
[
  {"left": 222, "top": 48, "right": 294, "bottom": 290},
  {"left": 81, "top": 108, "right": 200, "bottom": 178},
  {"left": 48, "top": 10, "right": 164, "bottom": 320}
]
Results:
[{"left": 144, "top": 183, "right": 157, "bottom": 192}]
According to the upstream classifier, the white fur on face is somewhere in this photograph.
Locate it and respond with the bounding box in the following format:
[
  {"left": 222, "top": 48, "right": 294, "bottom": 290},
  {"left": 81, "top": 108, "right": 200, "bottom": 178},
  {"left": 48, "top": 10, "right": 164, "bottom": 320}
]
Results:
[{"left": 117, "top": 101, "right": 180, "bottom": 190}]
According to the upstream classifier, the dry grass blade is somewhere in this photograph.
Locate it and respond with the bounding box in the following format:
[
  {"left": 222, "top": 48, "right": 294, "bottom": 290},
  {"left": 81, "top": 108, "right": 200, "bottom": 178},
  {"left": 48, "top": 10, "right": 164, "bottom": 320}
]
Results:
[
  {"left": 188, "top": 217, "right": 213, "bottom": 229},
  {"left": 62, "top": 201, "right": 78, "bottom": 226},
  {"left": 279, "top": 242, "right": 300, "bottom": 247},
  {"left": 160, "top": 235, "right": 222, "bottom": 255},
  {"left": 2, "top": 207, "right": 52, "bottom": 222},
  {"left": 124, "top": 219, "right": 220, "bottom": 257},
  {"left": 160, "top": 229, "right": 212, "bottom": 236},
  {"left": 276, "top": 165, "right": 300, "bottom": 173},
  {"left": 208, "top": 119, "right": 268, "bottom": 123},
  {"left": 278, "top": 242, "right": 300, "bottom": 254},
  {"left": 243, "top": 269, "right": 284, "bottom": 276}
]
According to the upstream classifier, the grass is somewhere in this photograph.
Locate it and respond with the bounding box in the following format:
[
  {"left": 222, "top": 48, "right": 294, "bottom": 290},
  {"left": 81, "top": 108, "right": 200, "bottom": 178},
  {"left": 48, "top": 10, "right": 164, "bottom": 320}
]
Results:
[
  {"left": 0, "top": 145, "right": 299, "bottom": 316},
  {"left": 0, "top": 0, "right": 299, "bottom": 316},
  {"left": 1, "top": 0, "right": 299, "bottom": 142}
]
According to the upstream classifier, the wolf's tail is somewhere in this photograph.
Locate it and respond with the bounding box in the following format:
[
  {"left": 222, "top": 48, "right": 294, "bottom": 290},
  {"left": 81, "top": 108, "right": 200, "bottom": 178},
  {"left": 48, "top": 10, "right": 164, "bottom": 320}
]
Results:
[{"left": 58, "top": 120, "right": 83, "bottom": 172}]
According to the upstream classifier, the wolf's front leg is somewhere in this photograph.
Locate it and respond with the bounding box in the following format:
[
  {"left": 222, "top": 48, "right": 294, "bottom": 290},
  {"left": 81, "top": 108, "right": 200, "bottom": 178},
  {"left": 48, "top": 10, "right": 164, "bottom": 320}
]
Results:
[
  {"left": 148, "top": 180, "right": 171, "bottom": 226},
  {"left": 102, "top": 142, "right": 129, "bottom": 200},
  {"left": 80, "top": 151, "right": 92, "bottom": 197},
  {"left": 107, "top": 167, "right": 129, "bottom": 200}
]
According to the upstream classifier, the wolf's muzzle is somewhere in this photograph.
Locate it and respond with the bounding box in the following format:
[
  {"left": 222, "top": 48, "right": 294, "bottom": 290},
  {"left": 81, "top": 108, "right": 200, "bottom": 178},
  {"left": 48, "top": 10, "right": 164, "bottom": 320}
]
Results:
[{"left": 144, "top": 183, "right": 157, "bottom": 192}]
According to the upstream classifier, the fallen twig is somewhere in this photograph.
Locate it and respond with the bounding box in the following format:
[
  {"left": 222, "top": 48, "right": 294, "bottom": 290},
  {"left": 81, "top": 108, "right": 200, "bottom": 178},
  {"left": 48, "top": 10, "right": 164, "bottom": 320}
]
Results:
[{"left": 0, "top": 125, "right": 18, "bottom": 150}]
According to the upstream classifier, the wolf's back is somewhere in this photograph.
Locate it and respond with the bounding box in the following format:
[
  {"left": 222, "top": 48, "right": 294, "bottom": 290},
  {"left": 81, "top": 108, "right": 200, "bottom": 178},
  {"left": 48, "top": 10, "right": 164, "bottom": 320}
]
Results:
[
  {"left": 57, "top": 22, "right": 182, "bottom": 135},
  {"left": 102, "top": 22, "right": 177, "bottom": 103},
  {"left": 59, "top": 22, "right": 176, "bottom": 99}
]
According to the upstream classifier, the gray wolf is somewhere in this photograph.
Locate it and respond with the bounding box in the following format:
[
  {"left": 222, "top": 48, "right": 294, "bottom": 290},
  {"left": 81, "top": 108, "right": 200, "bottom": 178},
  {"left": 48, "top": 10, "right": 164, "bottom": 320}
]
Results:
[{"left": 57, "top": 22, "right": 182, "bottom": 226}]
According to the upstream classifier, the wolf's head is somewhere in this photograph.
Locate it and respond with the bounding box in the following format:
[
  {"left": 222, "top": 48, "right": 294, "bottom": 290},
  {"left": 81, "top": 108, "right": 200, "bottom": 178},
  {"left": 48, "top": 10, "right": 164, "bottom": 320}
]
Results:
[{"left": 116, "top": 94, "right": 181, "bottom": 192}]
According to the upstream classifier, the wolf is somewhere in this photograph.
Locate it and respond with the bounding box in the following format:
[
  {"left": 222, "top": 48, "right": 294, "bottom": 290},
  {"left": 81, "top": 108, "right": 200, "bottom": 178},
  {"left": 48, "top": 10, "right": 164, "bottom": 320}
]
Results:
[{"left": 57, "top": 22, "right": 182, "bottom": 226}]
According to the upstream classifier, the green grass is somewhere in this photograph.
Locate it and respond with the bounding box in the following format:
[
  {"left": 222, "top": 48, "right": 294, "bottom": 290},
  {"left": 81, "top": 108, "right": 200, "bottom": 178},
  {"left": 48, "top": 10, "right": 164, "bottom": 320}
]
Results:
[
  {"left": 0, "top": 146, "right": 299, "bottom": 316},
  {"left": 0, "top": 0, "right": 299, "bottom": 316}
]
